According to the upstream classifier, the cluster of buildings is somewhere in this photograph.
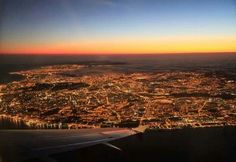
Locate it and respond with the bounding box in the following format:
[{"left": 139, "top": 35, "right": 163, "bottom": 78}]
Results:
[{"left": 0, "top": 64, "right": 236, "bottom": 129}]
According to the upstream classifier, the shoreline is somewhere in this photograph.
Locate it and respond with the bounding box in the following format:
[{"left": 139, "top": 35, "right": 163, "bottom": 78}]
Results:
[{"left": 1, "top": 114, "right": 236, "bottom": 130}]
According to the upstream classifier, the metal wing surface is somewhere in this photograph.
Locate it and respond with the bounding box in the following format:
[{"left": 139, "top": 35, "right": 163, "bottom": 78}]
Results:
[{"left": 0, "top": 128, "right": 139, "bottom": 162}]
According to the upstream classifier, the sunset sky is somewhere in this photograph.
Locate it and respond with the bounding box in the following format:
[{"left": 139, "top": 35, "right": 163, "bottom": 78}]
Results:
[{"left": 0, "top": 0, "right": 236, "bottom": 54}]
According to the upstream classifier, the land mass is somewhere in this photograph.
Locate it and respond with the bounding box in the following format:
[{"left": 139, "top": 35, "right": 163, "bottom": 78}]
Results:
[{"left": 0, "top": 64, "right": 236, "bottom": 129}]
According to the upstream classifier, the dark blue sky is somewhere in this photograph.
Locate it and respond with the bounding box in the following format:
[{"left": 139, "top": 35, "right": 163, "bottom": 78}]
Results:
[{"left": 1, "top": 0, "right": 236, "bottom": 54}]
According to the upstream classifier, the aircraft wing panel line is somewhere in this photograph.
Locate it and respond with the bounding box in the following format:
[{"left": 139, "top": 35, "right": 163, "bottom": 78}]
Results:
[{"left": 34, "top": 138, "right": 113, "bottom": 151}]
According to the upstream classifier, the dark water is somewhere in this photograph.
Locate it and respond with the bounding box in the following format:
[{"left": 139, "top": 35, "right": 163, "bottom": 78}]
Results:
[{"left": 1, "top": 53, "right": 236, "bottom": 84}]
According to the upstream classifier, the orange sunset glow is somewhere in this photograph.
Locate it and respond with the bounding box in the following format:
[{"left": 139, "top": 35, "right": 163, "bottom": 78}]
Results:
[{"left": 1, "top": 35, "right": 236, "bottom": 54}]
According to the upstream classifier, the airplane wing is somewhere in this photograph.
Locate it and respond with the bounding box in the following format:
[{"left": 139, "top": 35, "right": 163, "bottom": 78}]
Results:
[{"left": 0, "top": 127, "right": 145, "bottom": 162}]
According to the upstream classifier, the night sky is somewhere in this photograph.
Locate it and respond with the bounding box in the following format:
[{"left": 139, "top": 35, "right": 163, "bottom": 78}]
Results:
[{"left": 0, "top": 0, "right": 236, "bottom": 54}]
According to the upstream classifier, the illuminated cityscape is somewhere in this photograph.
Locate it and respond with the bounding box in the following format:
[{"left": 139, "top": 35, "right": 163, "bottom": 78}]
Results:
[
  {"left": 1, "top": 64, "right": 235, "bottom": 129},
  {"left": 0, "top": 0, "right": 236, "bottom": 161}
]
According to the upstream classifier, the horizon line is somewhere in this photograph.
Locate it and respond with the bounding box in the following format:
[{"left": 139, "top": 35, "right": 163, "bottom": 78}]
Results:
[{"left": 0, "top": 51, "right": 236, "bottom": 56}]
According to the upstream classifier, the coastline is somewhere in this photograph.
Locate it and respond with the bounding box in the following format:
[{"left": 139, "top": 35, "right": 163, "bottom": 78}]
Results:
[{"left": 1, "top": 113, "right": 236, "bottom": 130}]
